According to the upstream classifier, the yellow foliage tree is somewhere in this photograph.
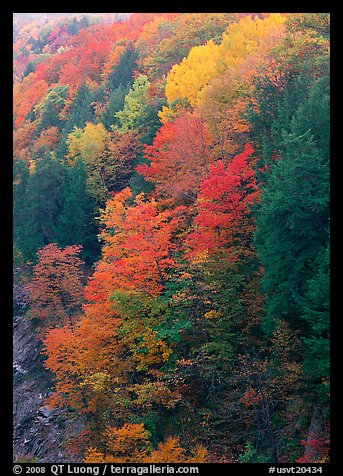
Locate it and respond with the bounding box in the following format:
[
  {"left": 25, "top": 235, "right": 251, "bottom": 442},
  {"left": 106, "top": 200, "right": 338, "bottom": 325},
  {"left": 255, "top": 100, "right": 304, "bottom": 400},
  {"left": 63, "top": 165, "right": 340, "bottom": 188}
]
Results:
[
  {"left": 163, "top": 40, "right": 220, "bottom": 111},
  {"left": 67, "top": 122, "right": 108, "bottom": 166},
  {"left": 66, "top": 122, "right": 108, "bottom": 201},
  {"left": 197, "top": 13, "right": 286, "bottom": 156},
  {"left": 160, "top": 14, "right": 285, "bottom": 125},
  {"left": 218, "top": 13, "right": 286, "bottom": 72}
]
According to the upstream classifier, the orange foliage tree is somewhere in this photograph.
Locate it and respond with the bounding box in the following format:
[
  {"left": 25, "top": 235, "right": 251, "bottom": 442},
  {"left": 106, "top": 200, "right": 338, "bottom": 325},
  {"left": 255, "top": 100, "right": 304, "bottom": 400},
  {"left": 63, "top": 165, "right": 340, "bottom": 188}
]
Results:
[
  {"left": 32, "top": 126, "right": 60, "bottom": 153},
  {"left": 87, "top": 187, "right": 181, "bottom": 298},
  {"left": 13, "top": 76, "right": 49, "bottom": 127},
  {"left": 13, "top": 121, "right": 37, "bottom": 162},
  {"left": 25, "top": 243, "right": 84, "bottom": 333},
  {"left": 83, "top": 423, "right": 208, "bottom": 463},
  {"left": 42, "top": 310, "right": 124, "bottom": 413},
  {"left": 42, "top": 188, "right": 184, "bottom": 444}
]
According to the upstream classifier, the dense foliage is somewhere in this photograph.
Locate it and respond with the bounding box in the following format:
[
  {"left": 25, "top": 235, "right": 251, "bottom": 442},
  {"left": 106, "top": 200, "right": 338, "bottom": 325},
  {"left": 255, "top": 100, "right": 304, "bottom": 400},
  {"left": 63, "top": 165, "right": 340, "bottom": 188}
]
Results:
[{"left": 13, "top": 12, "right": 330, "bottom": 463}]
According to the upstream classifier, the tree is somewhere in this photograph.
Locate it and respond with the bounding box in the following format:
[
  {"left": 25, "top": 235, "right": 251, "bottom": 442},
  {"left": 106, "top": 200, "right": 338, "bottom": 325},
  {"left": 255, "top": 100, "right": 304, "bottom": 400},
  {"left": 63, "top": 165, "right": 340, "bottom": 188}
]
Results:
[
  {"left": 88, "top": 187, "right": 181, "bottom": 297},
  {"left": 84, "top": 423, "right": 151, "bottom": 463},
  {"left": 83, "top": 423, "right": 208, "bottom": 463},
  {"left": 14, "top": 76, "right": 49, "bottom": 127},
  {"left": 138, "top": 13, "right": 236, "bottom": 80},
  {"left": 13, "top": 121, "right": 38, "bottom": 162},
  {"left": 16, "top": 154, "right": 68, "bottom": 261},
  {"left": 161, "top": 14, "right": 286, "bottom": 119},
  {"left": 34, "top": 85, "right": 69, "bottom": 131},
  {"left": 55, "top": 157, "right": 100, "bottom": 264},
  {"left": 286, "top": 13, "right": 330, "bottom": 38},
  {"left": 105, "top": 44, "right": 138, "bottom": 90},
  {"left": 254, "top": 81, "right": 330, "bottom": 335},
  {"left": 218, "top": 14, "right": 285, "bottom": 72},
  {"left": 136, "top": 111, "right": 215, "bottom": 202},
  {"left": 302, "top": 244, "right": 330, "bottom": 405},
  {"left": 25, "top": 243, "right": 84, "bottom": 333},
  {"left": 100, "top": 85, "right": 130, "bottom": 130},
  {"left": 66, "top": 122, "right": 143, "bottom": 201},
  {"left": 32, "top": 126, "right": 59, "bottom": 153},
  {"left": 186, "top": 143, "right": 259, "bottom": 262},
  {"left": 65, "top": 81, "right": 96, "bottom": 129},
  {"left": 96, "top": 129, "right": 142, "bottom": 193},
  {"left": 66, "top": 122, "right": 108, "bottom": 202},
  {"left": 135, "top": 15, "right": 179, "bottom": 74},
  {"left": 115, "top": 75, "right": 160, "bottom": 138},
  {"left": 13, "top": 159, "right": 30, "bottom": 247},
  {"left": 42, "top": 308, "right": 124, "bottom": 414},
  {"left": 164, "top": 40, "right": 221, "bottom": 108}
]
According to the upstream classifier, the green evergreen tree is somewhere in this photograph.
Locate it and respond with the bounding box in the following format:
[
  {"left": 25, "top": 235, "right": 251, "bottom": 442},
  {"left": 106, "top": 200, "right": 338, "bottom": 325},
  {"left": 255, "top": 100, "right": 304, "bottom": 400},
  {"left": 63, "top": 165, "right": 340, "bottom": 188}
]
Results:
[
  {"left": 100, "top": 85, "right": 130, "bottom": 130},
  {"left": 36, "top": 85, "right": 69, "bottom": 132},
  {"left": 65, "top": 81, "right": 95, "bottom": 131},
  {"left": 13, "top": 159, "right": 30, "bottom": 249},
  {"left": 55, "top": 158, "right": 100, "bottom": 263},
  {"left": 254, "top": 73, "right": 330, "bottom": 333},
  {"left": 302, "top": 243, "right": 330, "bottom": 406},
  {"left": 106, "top": 45, "right": 138, "bottom": 91},
  {"left": 19, "top": 155, "right": 68, "bottom": 261}
]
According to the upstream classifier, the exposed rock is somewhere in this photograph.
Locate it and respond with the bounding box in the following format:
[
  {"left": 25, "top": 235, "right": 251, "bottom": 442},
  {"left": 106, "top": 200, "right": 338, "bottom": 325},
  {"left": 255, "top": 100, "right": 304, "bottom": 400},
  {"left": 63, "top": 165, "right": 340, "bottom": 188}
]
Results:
[
  {"left": 13, "top": 360, "right": 27, "bottom": 374},
  {"left": 13, "top": 314, "right": 85, "bottom": 463},
  {"left": 39, "top": 406, "right": 53, "bottom": 418}
]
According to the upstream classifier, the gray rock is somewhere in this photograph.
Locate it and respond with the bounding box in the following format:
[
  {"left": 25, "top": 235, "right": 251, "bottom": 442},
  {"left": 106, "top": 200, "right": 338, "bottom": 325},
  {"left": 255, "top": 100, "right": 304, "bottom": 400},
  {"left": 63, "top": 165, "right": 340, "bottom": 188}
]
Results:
[{"left": 39, "top": 406, "right": 52, "bottom": 418}]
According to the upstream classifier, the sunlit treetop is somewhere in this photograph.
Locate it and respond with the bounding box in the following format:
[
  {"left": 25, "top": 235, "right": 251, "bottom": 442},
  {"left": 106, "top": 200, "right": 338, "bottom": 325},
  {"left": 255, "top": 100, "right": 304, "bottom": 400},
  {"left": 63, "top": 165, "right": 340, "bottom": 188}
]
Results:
[{"left": 160, "top": 13, "right": 286, "bottom": 122}]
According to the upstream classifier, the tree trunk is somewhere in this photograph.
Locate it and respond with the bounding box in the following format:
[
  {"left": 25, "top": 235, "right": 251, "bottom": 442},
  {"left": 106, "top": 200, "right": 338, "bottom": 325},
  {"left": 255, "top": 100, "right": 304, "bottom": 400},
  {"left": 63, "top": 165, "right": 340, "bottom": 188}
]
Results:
[{"left": 304, "top": 406, "right": 323, "bottom": 460}]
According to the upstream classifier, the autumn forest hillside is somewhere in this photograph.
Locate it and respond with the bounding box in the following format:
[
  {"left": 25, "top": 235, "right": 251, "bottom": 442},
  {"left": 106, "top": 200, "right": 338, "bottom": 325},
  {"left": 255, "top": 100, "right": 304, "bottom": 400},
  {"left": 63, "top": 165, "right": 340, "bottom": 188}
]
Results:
[{"left": 13, "top": 12, "right": 330, "bottom": 463}]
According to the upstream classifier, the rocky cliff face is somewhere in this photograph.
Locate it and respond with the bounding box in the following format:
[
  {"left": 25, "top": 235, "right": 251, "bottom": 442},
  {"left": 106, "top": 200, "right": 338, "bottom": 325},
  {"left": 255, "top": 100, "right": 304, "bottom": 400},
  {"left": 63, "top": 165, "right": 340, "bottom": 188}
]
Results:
[{"left": 13, "top": 312, "right": 84, "bottom": 463}]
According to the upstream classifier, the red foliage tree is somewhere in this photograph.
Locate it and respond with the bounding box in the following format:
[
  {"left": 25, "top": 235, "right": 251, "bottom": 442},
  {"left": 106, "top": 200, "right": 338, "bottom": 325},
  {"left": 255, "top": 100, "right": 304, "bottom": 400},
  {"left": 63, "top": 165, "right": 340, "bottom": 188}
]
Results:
[
  {"left": 186, "top": 143, "right": 259, "bottom": 262},
  {"left": 136, "top": 111, "right": 215, "bottom": 202},
  {"left": 31, "top": 15, "right": 159, "bottom": 92},
  {"left": 296, "top": 423, "right": 330, "bottom": 463}
]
